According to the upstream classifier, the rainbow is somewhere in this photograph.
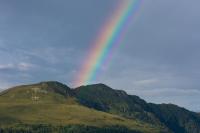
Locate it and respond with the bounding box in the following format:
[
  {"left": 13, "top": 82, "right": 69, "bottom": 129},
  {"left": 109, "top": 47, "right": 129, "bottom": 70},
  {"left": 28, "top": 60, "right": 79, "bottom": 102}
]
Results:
[{"left": 74, "top": 0, "right": 143, "bottom": 86}]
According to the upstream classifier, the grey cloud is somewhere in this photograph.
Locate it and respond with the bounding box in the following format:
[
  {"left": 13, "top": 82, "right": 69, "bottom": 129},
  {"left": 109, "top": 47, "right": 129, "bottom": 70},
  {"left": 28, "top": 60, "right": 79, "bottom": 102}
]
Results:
[
  {"left": 0, "top": 62, "right": 34, "bottom": 72},
  {"left": 0, "top": 0, "right": 200, "bottom": 111}
]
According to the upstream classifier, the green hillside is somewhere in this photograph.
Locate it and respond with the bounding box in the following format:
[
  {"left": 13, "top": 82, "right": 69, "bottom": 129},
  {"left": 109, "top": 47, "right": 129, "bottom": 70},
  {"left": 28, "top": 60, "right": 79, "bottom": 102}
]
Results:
[{"left": 0, "top": 82, "right": 163, "bottom": 133}]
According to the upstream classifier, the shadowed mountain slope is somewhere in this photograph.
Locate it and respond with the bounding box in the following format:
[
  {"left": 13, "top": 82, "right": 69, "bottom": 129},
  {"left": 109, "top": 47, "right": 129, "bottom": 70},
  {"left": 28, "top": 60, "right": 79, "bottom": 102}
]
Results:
[
  {"left": 149, "top": 103, "right": 200, "bottom": 133},
  {"left": 75, "top": 83, "right": 200, "bottom": 133},
  {"left": 75, "top": 84, "right": 161, "bottom": 123}
]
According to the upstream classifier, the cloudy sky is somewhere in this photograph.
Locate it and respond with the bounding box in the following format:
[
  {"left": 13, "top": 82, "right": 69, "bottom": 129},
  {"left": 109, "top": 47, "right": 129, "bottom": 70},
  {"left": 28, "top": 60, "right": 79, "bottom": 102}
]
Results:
[{"left": 0, "top": 0, "right": 200, "bottom": 111}]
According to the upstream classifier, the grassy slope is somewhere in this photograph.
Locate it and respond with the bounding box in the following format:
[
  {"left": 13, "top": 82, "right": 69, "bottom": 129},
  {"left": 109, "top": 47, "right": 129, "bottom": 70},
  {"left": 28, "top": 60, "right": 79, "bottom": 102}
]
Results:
[{"left": 0, "top": 82, "right": 162, "bottom": 133}]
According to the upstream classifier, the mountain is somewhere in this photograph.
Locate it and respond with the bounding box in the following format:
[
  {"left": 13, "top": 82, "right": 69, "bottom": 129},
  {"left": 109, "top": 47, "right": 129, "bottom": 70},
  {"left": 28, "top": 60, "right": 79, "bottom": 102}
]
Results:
[
  {"left": 75, "top": 84, "right": 162, "bottom": 124},
  {"left": 149, "top": 104, "right": 200, "bottom": 133},
  {"left": 0, "top": 81, "right": 199, "bottom": 133},
  {"left": 75, "top": 84, "right": 200, "bottom": 133},
  {"left": 0, "top": 81, "right": 164, "bottom": 133}
]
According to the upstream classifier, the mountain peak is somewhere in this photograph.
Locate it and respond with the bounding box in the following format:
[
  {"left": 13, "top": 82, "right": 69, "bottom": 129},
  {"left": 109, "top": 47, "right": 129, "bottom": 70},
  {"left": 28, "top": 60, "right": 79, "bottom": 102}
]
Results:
[
  {"left": 37, "top": 81, "right": 73, "bottom": 96},
  {"left": 38, "top": 81, "right": 68, "bottom": 87},
  {"left": 0, "top": 81, "right": 74, "bottom": 103},
  {"left": 79, "top": 83, "right": 128, "bottom": 96},
  {"left": 90, "top": 83, "right": 110, "bottom": 87},
  {"left": 78, "top": 83, "right": 110, "bottom": 88}
]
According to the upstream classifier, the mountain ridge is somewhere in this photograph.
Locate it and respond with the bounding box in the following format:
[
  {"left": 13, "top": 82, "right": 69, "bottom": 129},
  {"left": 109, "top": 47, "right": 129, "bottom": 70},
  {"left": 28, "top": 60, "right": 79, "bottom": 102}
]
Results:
[{"left": 0, "top": 81, "right": 199, "bottom": 133}]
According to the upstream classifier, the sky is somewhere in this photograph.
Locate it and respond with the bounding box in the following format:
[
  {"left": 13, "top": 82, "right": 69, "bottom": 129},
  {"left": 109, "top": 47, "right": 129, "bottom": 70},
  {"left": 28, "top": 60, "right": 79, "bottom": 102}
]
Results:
[{"left": 0, "top": 0, "right": 200, "bottom": 111}]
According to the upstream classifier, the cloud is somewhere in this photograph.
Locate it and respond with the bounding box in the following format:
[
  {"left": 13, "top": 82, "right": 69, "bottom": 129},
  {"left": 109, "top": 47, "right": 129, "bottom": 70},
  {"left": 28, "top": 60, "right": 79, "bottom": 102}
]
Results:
[
  {"left": 131, "top": 88, "right": 200, "bottom": 97},
  {"left": 133, "top": 78, "right": 159, "bottom": 86},
  {"left": 0, "top": 62, "right": 34, "bottom": 72},
  {"left": 0, "top": 63, "right": 14, "bottom": 70},
  {"left": 17, "top": 62, "right": 34, "bottom": 71},
  {"left": 130, "top": 87, "right": 200, "bottom": 112}
]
